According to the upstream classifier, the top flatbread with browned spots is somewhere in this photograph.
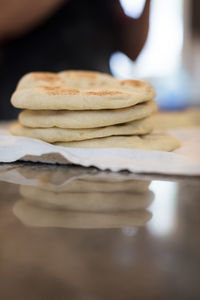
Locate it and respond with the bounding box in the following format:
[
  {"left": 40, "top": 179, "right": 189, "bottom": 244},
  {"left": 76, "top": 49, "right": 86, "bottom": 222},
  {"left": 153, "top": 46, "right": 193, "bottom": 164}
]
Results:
[{"left": 11, "top": 71, "right": 155, "bottom": 110}]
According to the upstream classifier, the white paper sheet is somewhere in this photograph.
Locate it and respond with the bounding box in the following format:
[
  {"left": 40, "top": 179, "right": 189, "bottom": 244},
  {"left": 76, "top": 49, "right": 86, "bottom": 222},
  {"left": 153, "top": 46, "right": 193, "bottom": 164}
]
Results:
[{"left": 0, "top": 128, "right": 200, "bottom": 175}]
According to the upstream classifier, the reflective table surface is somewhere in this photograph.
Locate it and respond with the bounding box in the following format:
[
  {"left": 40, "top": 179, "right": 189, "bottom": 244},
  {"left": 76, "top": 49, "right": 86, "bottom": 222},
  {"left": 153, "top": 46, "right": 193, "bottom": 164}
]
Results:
[{"left": 0, "top": 163, "right": 200, "bottom": 300}]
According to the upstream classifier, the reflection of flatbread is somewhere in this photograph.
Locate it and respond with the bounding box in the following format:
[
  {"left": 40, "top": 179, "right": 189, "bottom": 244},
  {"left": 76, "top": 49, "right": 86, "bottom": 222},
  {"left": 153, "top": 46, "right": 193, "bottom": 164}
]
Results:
[
  {"left": 19, "top": 101, "right": 157, "bottom": 129},
  {"left": 10, "top": 118, "right": 153, "bottom": 143},
  {"left": 13, "top": 200, "right": 152, "bottom": 228},
  {"left": 20, "top": 186, "right": 153, "bottom": 212},
  {"left": 33, "top": 179, "right": 150, "bottom": 193},
  {"left": 56, "top": 133, "right": 180, "bottom": 151},
  {"left": 77, "top": 176, "right": 149, "bottom": 183},
  {"left": 15, "top": 165, "right": 151, "bottom": 191},
  {"left": 11, "top": 71, "right": 155, "bottom": 110}
]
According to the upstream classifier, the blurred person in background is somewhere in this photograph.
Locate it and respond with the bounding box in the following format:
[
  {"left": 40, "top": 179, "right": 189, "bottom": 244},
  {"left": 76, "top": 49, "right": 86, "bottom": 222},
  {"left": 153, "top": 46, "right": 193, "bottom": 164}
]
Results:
[{"left": 0, "top": 0, "right": 151, "bottom": 119}]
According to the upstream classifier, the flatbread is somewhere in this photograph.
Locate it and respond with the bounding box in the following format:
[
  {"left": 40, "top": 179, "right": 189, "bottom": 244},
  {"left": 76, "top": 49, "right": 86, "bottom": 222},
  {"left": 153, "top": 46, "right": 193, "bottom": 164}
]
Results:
[
  {"left": 11, "top": 71, "right": 155, "bottom": 110},
  {"left": 150, "top": 109, "right": 200, "bottom": 130},
  {"left": 19, "top": 186, "right": 153, "bottom": 212},
  {"left": 9, "top": 118, "right": 153, "bottom": 142},
  {"left": 56, "top": 133, "right": 180, "bottom": 151},
  {"left": 19, "top": 100, "right": 157, "bottom": 129},
  {"left": 13, "top": 200, "right": 152, "bottom": 228}
]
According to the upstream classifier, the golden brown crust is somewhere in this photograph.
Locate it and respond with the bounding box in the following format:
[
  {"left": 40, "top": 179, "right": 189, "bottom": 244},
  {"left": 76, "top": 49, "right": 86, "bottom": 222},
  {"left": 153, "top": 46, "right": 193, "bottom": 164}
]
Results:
[
  {"left": 85, "top": 90, "right": 124, "bottom": 96},
  {"left": 32, "top": 72, "right": 59, "bottom": 82},
  {"left": 60, "top": 70, "right": 99, "bottom": 79},
  {"left": 41, "top": 86, "right": 80, "bottom": 96},
  {"left": 120, "top": 80, "right": 144, "bottom": 88}
]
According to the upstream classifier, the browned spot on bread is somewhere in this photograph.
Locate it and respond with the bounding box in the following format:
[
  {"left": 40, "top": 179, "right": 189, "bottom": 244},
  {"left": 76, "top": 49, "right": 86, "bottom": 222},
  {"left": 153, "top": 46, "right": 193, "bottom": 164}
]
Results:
[
  {"left": 61, "top": 71, "right": 98, "bottom": 79},
  {"left": 32, "top": 72, "right": 59, "bottom": 83},
  {"left": 86, "top": 90, "right": 123, "bottom": 96},
  {"left": 120, "top": 80, "right": 145, "bottom": 88},
  {"left": 42, "top": 86, "right": 79, "bottom": 95}
]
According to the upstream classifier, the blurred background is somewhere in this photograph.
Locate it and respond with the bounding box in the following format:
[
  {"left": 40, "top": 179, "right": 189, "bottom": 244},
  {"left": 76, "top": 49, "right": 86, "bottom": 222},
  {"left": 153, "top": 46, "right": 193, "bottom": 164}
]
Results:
[
  {"left": 110, "top": 0, "right": 200, "bottom": 110},
  {"left": 0, "top": 0, "right": 200, "bottom": 119}
]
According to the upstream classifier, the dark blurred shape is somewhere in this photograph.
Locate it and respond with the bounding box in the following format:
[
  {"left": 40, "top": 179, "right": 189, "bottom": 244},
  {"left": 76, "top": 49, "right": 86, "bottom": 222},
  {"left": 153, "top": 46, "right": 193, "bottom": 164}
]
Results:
[
  {"left": 0, "top": 0, "right": 151, "bottom": 120},
  {"left": 0, "top": 0, "right": 117, "bottom": 119},
  {"left": 191, "top": 0, "right": 200, "bottom": 36}
]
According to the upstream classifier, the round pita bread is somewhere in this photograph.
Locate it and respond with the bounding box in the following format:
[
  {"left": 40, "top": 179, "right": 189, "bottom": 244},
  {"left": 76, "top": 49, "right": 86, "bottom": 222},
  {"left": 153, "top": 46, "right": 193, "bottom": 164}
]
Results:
[
  {"left": 9, "top": 118, "right": 153, "bottom": 142},
  {"left": 56, "top": 133, "right": 180, "bottom": 151},
  {"left": 11, "top": 71, "right": 155, "bottom": 110},
  {"left": 19, "top": 101, "right": 157, "bottom": 129}
]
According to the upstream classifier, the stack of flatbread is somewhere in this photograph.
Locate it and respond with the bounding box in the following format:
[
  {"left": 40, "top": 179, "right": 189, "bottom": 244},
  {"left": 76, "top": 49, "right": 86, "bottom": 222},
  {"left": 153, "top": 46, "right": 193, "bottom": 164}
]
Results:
[{"left": 10, "top": 71, "right": 179, "bottom": 151}]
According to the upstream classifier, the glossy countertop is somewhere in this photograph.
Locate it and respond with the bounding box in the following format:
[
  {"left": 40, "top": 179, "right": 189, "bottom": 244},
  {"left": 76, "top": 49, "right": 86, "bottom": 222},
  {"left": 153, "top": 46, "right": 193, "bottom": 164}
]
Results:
[{"left": 0, "top": 163, "right": 200, "bottom": 300}]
